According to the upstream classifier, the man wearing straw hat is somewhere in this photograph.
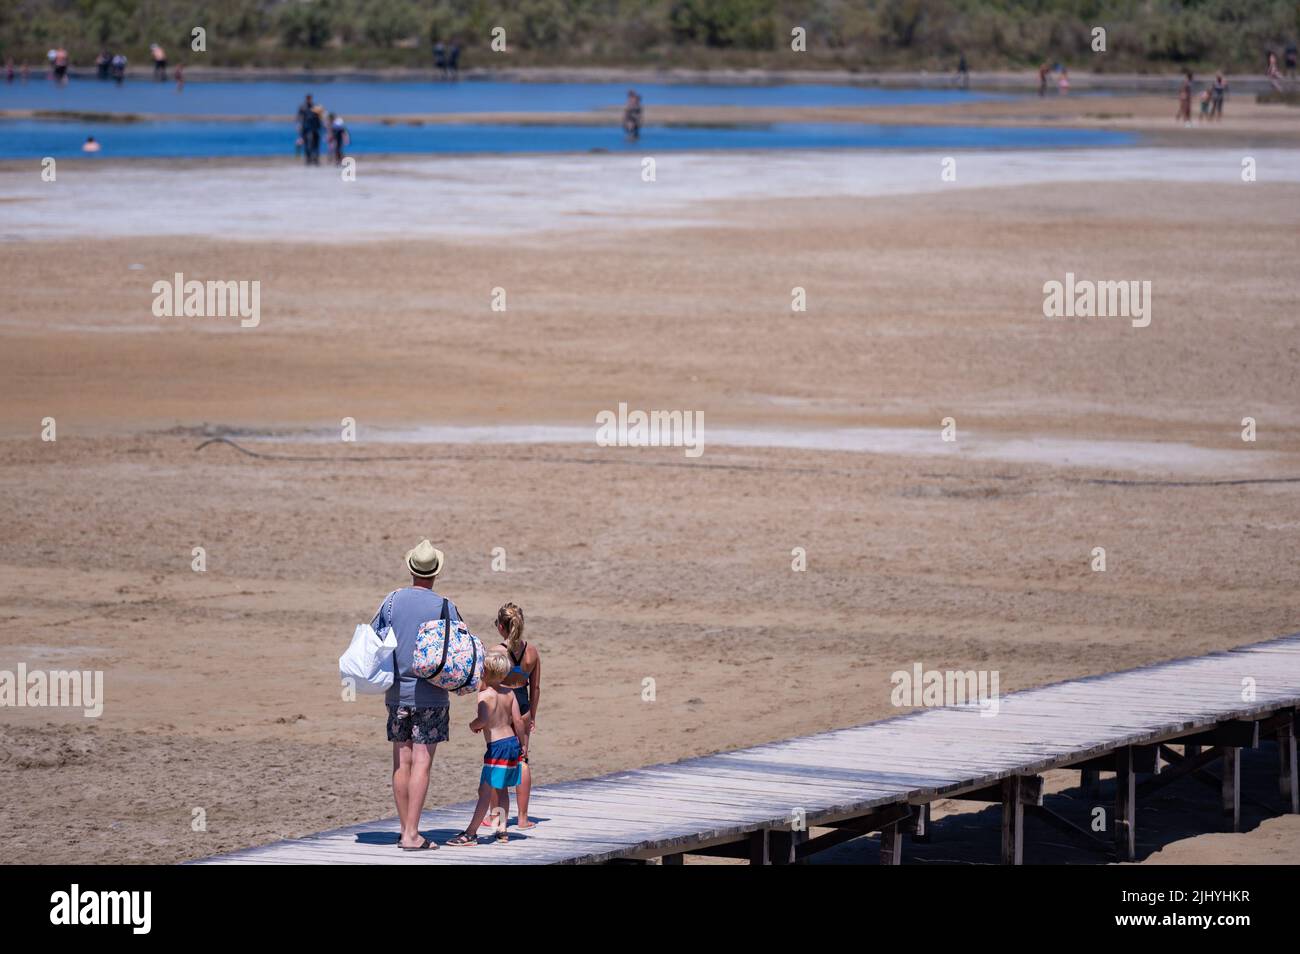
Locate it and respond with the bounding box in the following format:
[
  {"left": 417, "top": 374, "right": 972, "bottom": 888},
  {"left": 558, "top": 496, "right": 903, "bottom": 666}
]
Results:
[{"left": 370, "top": 539, "right": 463, "bottom": 851}]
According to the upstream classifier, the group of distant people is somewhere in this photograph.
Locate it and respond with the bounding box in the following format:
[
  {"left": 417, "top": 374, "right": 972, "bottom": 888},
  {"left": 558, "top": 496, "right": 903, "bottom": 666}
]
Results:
[
  {"left": 295, "top": 94, "right": 350, "bottom": 166},
  {"left": 431, "top": 39, "right": 462, "bottom": 80},
  {"left": 1037, "top": 61, "right": 1071, "bottom": 96},
  {"left": 1177, "top": 71, "right": 1230, "bottom": 125},
  {"left": 2, "top": 44, "right": 182, "bottom": 86},
  {"left": 94, "top": 50, "right": 131, "bottom": 83}
]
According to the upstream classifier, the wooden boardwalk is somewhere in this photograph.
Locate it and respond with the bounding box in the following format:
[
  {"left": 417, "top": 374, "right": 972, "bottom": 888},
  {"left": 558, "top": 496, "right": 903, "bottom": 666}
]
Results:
[{"left": 196, "top": 633, "right": 1300, "bottom": 865}]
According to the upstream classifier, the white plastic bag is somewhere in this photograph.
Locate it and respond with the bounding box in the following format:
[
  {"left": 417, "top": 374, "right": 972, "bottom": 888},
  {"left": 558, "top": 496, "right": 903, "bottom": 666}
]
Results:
[{"left": 339, "top": 623, "right": 397, "bottom": 694}]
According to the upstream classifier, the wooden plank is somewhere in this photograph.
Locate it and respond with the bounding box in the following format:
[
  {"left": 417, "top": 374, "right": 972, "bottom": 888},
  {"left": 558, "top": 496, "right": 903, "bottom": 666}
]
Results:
[{"left": 954, "top": 774, "right": 1043, "bottom": 806}]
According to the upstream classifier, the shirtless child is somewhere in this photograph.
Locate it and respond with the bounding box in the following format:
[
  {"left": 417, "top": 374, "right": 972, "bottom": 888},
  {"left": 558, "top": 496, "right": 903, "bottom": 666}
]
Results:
[{"left": 446, "top": 654, "right": 527, "bottom": 846}]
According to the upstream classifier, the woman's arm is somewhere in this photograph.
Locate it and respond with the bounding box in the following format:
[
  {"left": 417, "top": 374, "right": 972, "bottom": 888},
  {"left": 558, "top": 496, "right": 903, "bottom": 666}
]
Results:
[
  {"left": 527, "top": 648, "right": 541, "bottom": 727},
  {"left": 510, "top": 693, "right": 527, "bottom": 742}
]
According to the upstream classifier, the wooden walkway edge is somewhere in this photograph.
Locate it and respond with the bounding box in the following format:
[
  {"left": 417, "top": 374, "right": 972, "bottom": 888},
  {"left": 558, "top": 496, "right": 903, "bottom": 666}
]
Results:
[{"left": 193, "top": 632, "right": 1300, "bottom": 865}]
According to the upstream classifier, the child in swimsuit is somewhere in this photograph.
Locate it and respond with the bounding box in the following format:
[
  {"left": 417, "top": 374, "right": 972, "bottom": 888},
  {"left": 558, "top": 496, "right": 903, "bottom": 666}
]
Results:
[
  {"left": 481, "top": 602, "right": 541, "bottom": 829},
  {"left": 447, "top": 654, "right": 526, "bottom": 846}
]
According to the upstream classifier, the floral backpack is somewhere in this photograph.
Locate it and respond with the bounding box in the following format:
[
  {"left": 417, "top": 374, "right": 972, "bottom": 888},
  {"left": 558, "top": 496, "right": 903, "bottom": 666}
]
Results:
[{"left": 411, "top": 599, "right": 483, "bottom": 694}]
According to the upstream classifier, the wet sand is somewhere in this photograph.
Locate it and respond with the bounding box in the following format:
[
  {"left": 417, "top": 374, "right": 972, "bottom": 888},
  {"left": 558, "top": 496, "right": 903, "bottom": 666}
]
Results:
[{"left": 1, "top": 151, "right": 1298, "bottom": 863}]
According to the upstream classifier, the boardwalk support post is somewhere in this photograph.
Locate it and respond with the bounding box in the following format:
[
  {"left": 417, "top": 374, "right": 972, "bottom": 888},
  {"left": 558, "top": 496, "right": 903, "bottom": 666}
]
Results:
[
  {"left": 879, "top": 823, "right": 902, "bottom": 865},
  {"left": 907, "top": 803, "right": 932, "bottom": 843},
  {"left": 1114, "top": 746, "right": 1136, "bottom": 861},
  {"left": 1222, "top": 747, "right": 1241, "bottom": 831},
  {"left": 748, "top": 829, "right": 770, "bottom": 865},
  {"left": 769, "top": 829, "right": 806, "bottom": 865},
  {"left": 1001, "top": 776, "right": 1024, "bottom": 865},
  {"left": 1279, "top": 712, "right": 1299, "bottom": 813},
  {"left": 1081, "top": 768, "right": 1101, "bottom": 799}
]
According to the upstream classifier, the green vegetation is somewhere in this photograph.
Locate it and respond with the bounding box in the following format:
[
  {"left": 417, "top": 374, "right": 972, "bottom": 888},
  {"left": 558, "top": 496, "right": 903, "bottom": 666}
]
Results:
[{"left": 2, "top": 1, "right": 1297, "bottom": 72}]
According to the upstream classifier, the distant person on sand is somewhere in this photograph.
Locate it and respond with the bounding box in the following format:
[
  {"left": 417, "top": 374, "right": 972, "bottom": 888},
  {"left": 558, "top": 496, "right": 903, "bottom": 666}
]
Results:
[
  {"left": 1286, "top": 42, "right": 1297, "bottom": 80},
  {"left": 96, "top": 49, "right": 110, "bottom": 80},
  {"left": 5, "top": 58, "right": 14, "bottom": 83},
  {"left": 1198, "top": 86, "right": 1211, "bottom": 122},
  {"left": 479, "top": 603, "right": 541, "bottom": 832},
  {"left": 955, "top": 53, "right": 969, "bottom": 89},
  {"left": 82, "top": 136, "right": 101, "bottom": 154},
  {"left": 151, "top": 44, "right": 167, "bottom": 81},
  {"left": 446, "top": 653, "right": 526, "bottom": 847},
  {"left": 1266, "top": 51, "right": 1283, "bottom": 92},
  {"left": 1210, "top": 72, "right": 1227, "bottom": 119},
  {"left": 433, "top": 41, "right": 447, "bottom": 78},
  {"left": 52, "top": 46, "right": 68, "bottom": 85},
  {"left": 175, "top": 63, "right": 184, "bottom": 91},
  {"left": 448, "top": 41, "right": 461, "bottom": 80},
  {"left": 328, "top": 112, "right": 349, "bottom": 164},
  {"left": 1037, "top": 61, "right": 1050, "bottom": 97},
  {"left": 623, "top": 89, "right": 642, "bottom": 139},
  {"left": 1057, "top": 67, "right": 1070, "bottom": 95},
  {"left": 371, "top": 540, "right": 460, "bottom": 851},
  {"left": 297, "top": 93, "right": 322, "bottom": 165},
  {"left": 1177, "top": 71, "right": 1193, "bottom": 125},
  {"left": 111, "top": 53, "right": 127, "bottom": 84}
]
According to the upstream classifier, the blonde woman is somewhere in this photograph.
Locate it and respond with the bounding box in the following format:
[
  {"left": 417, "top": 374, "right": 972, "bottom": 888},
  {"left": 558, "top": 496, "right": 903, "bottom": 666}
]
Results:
[{"left": 482, "top": 602, "right": 541, "bottom": 829}]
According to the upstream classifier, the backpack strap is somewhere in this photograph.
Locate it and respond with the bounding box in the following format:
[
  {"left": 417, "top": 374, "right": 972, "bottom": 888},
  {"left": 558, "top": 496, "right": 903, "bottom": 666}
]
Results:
[
  {"left": 454, "top": 633, "right": 479, "bottom": 692},
  {"left": 385, "top": 591, "right": 399, "bottom": 682}
]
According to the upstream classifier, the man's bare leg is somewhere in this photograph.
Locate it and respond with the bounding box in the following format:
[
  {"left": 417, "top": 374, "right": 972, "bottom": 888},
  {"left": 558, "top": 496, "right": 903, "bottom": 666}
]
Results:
[
  {"left": 392, "top": 741, "right": 417, "bottom": 845},
  {"left": 400, "top": 742, "right": 436, "bottom": 846}
]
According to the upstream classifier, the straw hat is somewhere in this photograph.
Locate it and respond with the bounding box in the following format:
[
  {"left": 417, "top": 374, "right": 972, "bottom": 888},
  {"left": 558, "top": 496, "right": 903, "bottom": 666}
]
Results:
[{"left": 406, "top": 540, "right": 445, "bottom": 579}]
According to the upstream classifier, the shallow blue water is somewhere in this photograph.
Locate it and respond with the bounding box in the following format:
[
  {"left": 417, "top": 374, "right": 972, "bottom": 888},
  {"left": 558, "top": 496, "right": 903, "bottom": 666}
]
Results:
[
  {"left": 1, "top": 77, "right": 1006, "bottom": 116},
  {"left": 0, "top": 118, "right": 1136, "bottom": 159}
]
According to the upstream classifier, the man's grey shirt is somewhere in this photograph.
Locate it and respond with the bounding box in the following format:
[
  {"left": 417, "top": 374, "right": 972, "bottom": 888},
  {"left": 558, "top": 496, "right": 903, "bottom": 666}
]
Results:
[{"left": 372, "top": 586, "right": 462, "bottom": 708}]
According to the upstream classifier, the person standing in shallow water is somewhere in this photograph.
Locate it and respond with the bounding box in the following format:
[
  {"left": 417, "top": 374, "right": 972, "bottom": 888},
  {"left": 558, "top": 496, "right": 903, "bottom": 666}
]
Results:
[
  {"left": 1176, "top": 71, "right": 1193, "bottom": 125},
  {"left": 370, "top": 540, "right": 462, "bottom": 851},
  {"left": 297, "top": 94, "right": 322, "bottom": 165},
  {"left": 623, "top": 89, "right": 643, "bottom": 139}
]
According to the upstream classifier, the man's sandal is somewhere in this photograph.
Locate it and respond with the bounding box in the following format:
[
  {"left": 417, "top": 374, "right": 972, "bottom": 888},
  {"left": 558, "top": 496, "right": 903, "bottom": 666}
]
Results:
[
  {"left": 399, "top": 836, "right": 436, "bottom": 851},
  {"left": 445, "top": 832, "right": 477, "bottom": 847}
]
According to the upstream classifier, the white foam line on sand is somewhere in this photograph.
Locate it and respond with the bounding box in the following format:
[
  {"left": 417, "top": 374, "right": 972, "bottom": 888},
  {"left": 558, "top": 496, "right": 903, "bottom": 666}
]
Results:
[
  {"left": 4, "top": 147, "right": 1299, "bottom": 243},
  {"left": 264, "top": 424, "right": 1277, "bottom": 476}
]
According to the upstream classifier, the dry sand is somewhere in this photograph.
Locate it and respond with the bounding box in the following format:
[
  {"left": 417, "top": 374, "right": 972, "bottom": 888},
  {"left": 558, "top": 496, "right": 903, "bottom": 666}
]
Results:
[{"left": 0, "top": 149, "right": 1297, "bottom": 864}]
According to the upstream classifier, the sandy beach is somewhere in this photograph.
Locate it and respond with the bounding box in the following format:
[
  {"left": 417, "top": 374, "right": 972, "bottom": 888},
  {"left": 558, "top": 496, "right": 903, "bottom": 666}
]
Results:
[{"left": 1, "top": 142, "right": 1298, "bottom": 863}]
